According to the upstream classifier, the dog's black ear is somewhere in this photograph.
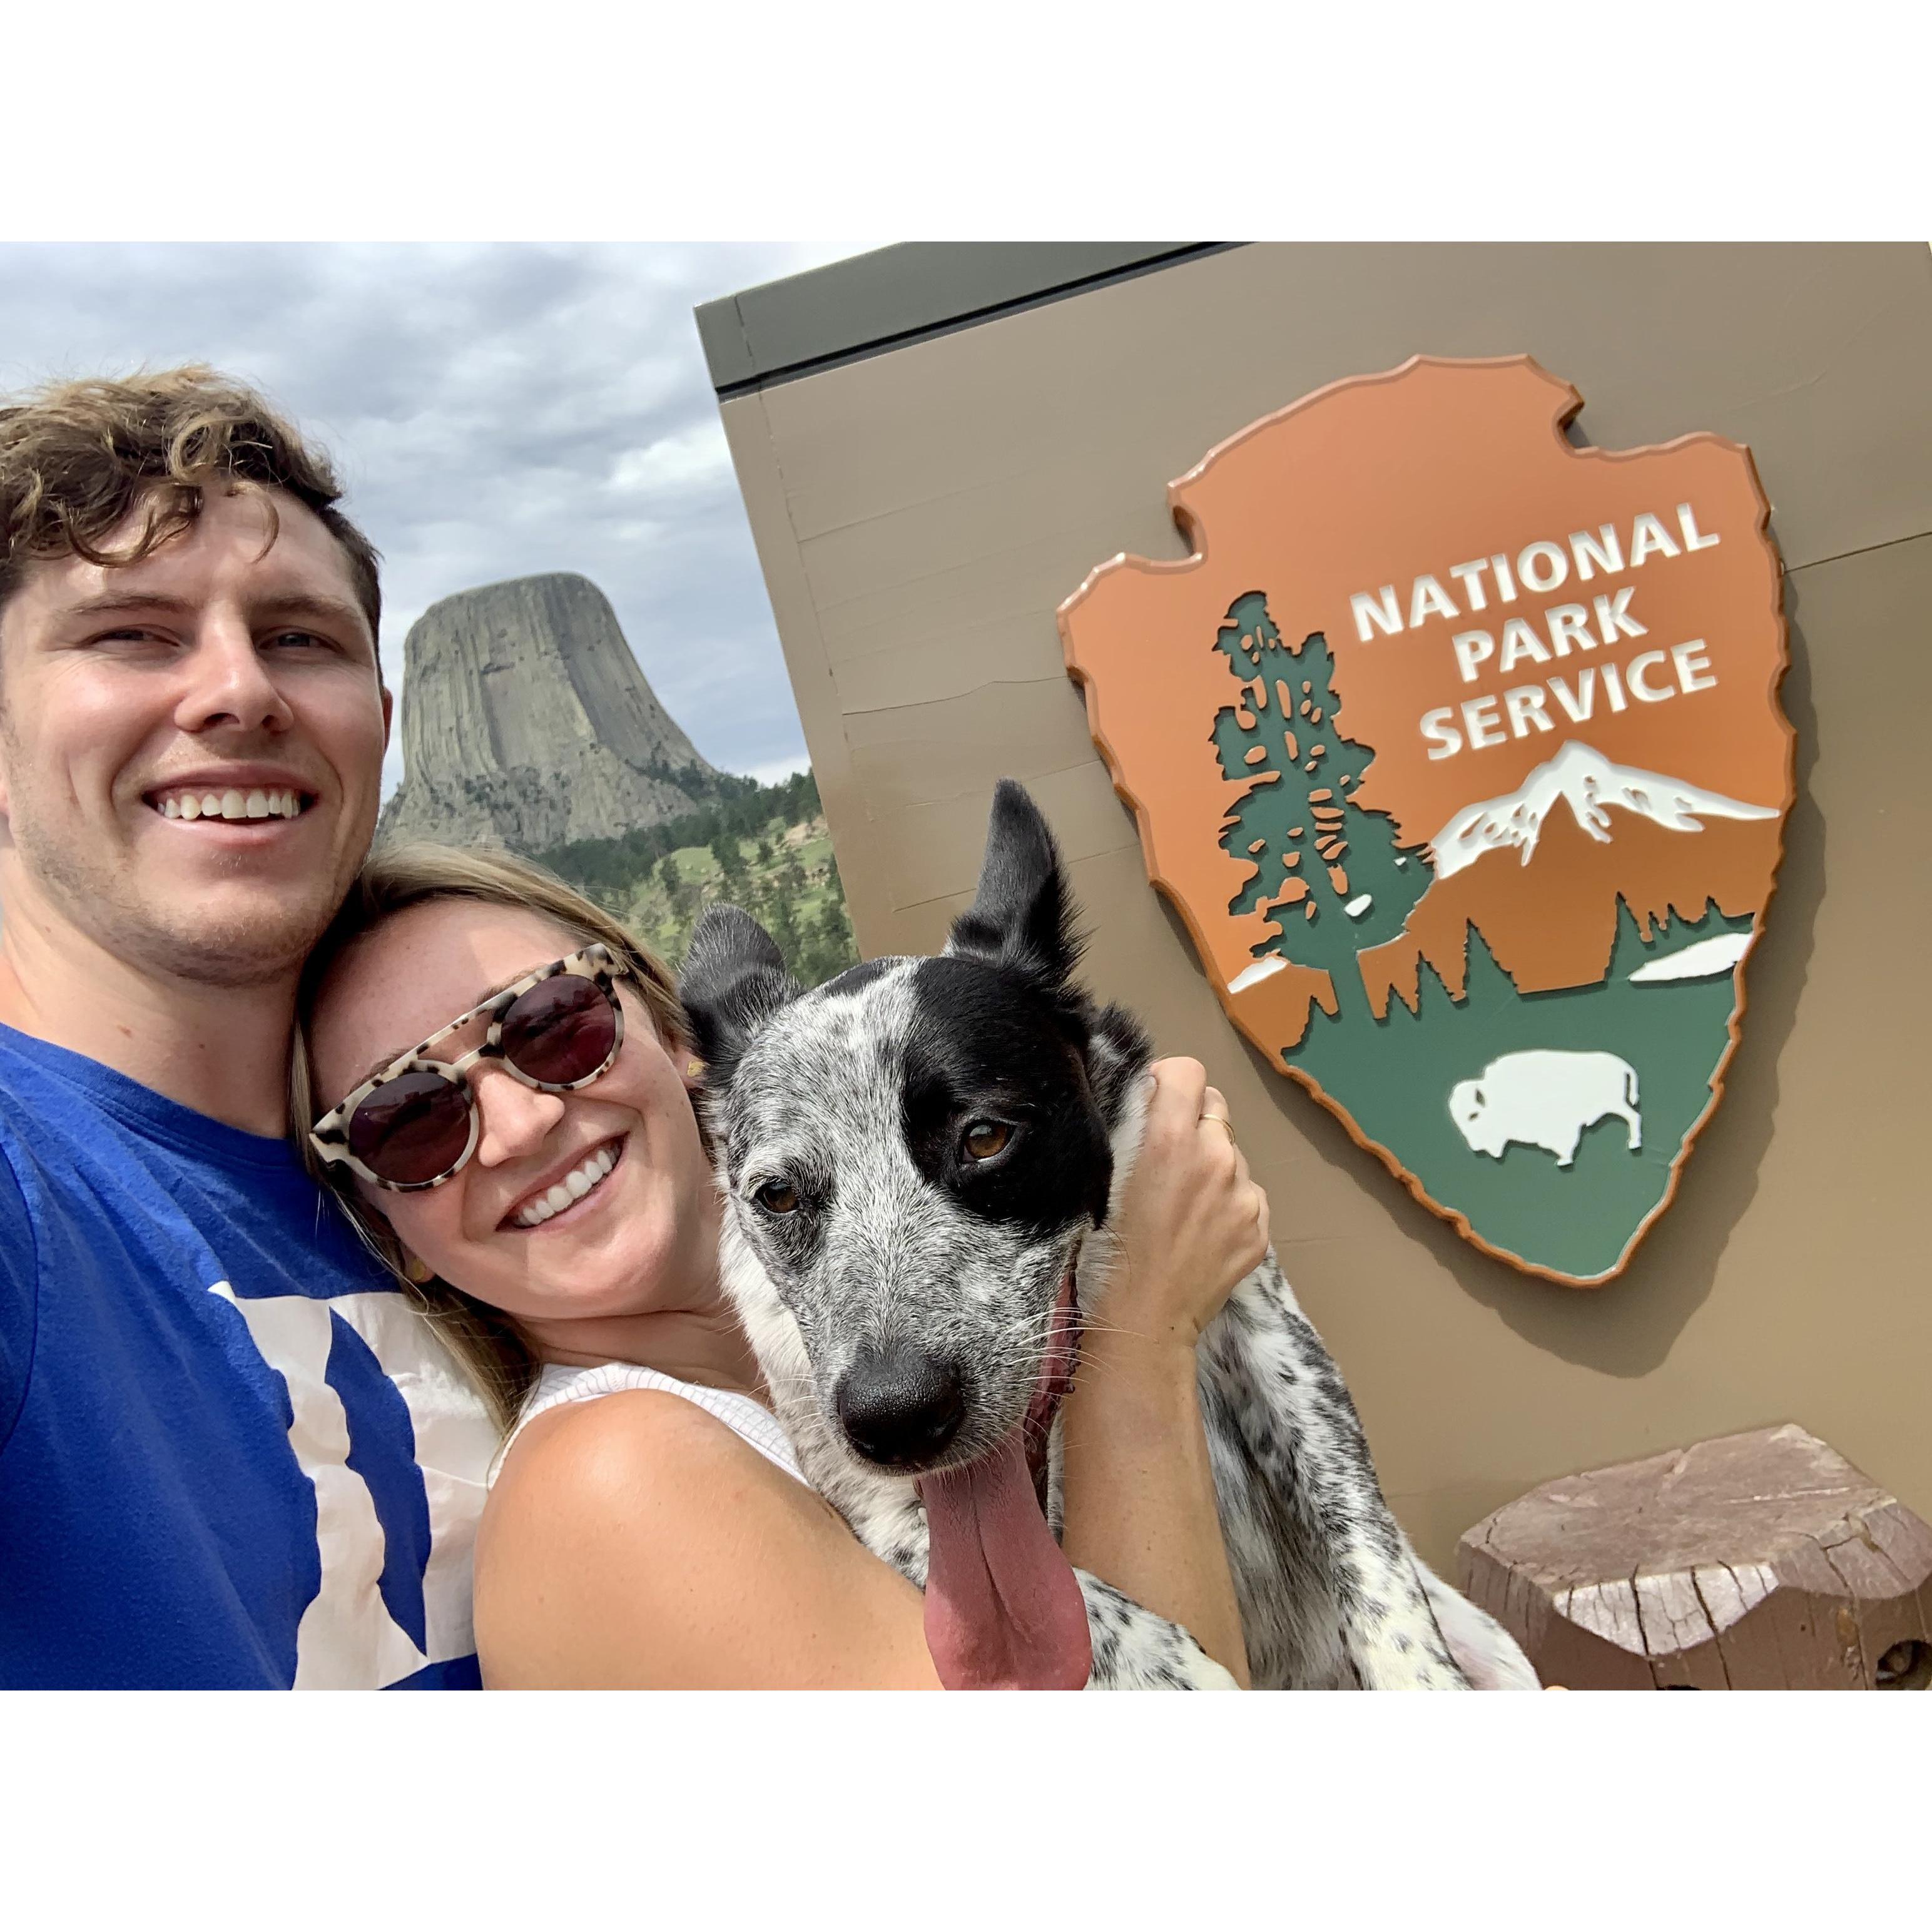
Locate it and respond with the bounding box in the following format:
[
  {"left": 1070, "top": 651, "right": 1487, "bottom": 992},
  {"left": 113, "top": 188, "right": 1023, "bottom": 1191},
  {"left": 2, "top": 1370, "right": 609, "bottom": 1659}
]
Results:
[
  {"left": 679, "top": 905, "right": 803, "bottom": 1075},
  {"left": 944, "top": 778, "right": 1080, "bottom": 990}
]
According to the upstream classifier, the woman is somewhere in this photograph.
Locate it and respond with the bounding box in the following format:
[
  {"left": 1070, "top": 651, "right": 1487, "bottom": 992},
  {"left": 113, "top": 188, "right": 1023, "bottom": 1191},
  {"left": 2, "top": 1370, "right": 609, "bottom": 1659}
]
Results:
[{"left": 294, "top": 843, "right": 1270, "bottom": 1689}]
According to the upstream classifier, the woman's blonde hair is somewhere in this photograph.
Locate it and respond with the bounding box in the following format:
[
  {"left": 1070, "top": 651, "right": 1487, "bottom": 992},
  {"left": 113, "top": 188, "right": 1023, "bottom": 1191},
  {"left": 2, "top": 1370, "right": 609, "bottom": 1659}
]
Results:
[{"left": 291, "top": 841, "right": 690, "bottom": 1428}]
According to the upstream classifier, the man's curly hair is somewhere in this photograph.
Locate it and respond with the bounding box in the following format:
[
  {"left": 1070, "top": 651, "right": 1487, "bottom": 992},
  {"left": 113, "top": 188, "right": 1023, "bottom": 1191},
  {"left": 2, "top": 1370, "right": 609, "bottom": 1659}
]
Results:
[{"left": 0, "top": 365, "right": 381, "bottom": 632}]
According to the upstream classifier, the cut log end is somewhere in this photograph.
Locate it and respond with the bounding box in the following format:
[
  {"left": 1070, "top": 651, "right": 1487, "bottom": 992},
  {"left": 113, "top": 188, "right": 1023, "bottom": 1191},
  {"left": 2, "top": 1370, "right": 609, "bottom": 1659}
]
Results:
[{"left": 1456, "top": 1425, "right": 1932, "bottom": 1689}]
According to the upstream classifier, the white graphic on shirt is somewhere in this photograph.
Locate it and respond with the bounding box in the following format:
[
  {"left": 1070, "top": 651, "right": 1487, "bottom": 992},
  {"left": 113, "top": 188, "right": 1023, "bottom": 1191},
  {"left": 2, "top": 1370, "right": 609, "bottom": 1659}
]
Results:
[{"left": 209, "top": 1284, "right": 498, "bottom": 1689}]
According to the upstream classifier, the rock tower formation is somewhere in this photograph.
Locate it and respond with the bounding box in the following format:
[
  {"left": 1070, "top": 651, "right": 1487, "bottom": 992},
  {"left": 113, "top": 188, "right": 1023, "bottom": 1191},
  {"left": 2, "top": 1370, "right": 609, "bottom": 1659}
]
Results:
[{"left": 379, "top": 572, "right": 718, "bottom": 853}]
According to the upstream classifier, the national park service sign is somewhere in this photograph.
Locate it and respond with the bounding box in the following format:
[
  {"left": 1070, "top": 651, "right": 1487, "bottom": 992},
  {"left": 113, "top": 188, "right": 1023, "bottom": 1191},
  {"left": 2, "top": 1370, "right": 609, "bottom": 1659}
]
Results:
[{"left": 1059, "top": 355, "right": 1794, "bottom": 1286}]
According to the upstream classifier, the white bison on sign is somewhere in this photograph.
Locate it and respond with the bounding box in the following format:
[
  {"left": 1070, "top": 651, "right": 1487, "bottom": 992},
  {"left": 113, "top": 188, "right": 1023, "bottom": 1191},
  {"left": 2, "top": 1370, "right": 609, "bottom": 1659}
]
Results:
[{"left": 1449, "top": 1050, "right": 1642, "bottom": 1169}]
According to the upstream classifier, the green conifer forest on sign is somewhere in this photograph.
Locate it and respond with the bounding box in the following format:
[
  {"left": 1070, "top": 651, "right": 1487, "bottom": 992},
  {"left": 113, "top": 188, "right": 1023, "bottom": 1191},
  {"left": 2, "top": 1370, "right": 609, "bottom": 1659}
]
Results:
[{"left": 1209, "top": 592, "right": 1428, "bottom": 1009}]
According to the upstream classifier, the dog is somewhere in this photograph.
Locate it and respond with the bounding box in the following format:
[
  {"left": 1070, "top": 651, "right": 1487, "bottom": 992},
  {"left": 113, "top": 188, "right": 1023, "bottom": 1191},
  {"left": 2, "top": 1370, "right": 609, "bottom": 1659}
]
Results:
[{"left": 681, "top": 779, "right": 1539, "bottom": 1690}]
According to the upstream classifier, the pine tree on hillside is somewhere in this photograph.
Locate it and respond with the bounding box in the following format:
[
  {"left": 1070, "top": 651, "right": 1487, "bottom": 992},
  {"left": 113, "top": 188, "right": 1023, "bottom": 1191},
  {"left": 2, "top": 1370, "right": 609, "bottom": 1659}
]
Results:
[
  {"left": 785, "top": 894, "right": 852, "bottom": 989},
  {"left": 767, "top": 892, "right": 804, "bottom": 972},
  {"left": 1210, "top": 591, "right": 1429, "bottom": 1012},
  {"left": 815, "top": 895, "right": 849, "bottom": 949},
  {"left": 711, "top": 830, "right": 744, "bottom": 885},
  {"left": 662, "top": 854, "right": 697, "bottom": 927}
]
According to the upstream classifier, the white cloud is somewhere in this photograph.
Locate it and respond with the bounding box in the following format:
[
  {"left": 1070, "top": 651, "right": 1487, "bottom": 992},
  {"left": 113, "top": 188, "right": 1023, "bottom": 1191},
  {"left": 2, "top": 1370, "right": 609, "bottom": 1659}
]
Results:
[{"left": 607, "top": 421, "right": 733, "bottom": 497}]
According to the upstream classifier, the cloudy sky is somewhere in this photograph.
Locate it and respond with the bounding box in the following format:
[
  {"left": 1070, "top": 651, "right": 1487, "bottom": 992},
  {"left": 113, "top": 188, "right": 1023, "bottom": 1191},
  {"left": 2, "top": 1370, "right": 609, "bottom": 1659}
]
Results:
[{"left": 0, "top": 243, "right": 870, "bottom": 796}]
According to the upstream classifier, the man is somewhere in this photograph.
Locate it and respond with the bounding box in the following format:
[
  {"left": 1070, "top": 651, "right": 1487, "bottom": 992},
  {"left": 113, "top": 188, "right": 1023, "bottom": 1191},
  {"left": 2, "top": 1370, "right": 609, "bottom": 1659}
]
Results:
[{"left": 0, "top": 369, "right": 497, "bottom": 1687}]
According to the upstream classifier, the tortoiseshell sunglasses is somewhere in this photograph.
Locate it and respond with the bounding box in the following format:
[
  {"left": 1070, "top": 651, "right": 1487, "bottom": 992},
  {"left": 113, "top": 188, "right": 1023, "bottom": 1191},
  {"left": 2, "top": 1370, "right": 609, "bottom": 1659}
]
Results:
[{"left": 310, "top": 945, "right": 626, "bottom": 1192}]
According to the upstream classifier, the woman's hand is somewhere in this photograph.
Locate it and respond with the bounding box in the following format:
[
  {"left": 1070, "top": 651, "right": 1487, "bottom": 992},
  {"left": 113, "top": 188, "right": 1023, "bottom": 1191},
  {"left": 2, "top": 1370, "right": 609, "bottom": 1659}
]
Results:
[
  {"left": 1056, "top": 1057, "right": 1269, "bottom": 1685},
  {"left": 1099, "top": 1056, "right": 1271, "bottom": 1355}
]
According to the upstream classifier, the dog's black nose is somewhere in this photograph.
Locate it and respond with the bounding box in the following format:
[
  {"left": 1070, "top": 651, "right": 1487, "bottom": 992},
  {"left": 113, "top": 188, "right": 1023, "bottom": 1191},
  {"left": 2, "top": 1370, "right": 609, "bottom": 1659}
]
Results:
[{"left": 836, "top": 1348, "right": 967, "bottom": 1468}]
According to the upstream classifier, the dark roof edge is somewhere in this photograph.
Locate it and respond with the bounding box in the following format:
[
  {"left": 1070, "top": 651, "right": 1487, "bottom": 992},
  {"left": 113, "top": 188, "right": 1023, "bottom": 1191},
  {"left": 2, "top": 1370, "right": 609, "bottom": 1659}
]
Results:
[{"left": 698, "top": 243, "right": 1243, "bottom": 398}]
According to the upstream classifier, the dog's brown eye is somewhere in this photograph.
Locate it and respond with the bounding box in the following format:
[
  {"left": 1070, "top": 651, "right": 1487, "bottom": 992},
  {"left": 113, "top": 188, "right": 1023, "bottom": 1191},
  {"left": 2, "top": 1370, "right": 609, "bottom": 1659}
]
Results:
[
  {"left": 963, "top": 1121, "right": 1011, "bottom": 1161},
  {"left": 755, "top": 1179, "right": 800, "bottom": 1215}
]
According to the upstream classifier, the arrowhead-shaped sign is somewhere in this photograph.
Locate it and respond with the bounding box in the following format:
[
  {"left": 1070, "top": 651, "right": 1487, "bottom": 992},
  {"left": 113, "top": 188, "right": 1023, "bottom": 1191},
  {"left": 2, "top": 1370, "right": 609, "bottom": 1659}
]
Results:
[{"left": 1059, "top": 356, "right": 1794, "bottom": 1286}]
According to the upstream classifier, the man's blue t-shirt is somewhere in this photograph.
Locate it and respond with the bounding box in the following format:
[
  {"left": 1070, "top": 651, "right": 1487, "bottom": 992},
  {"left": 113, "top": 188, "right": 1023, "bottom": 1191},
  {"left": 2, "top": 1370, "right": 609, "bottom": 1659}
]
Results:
[{"left": 0, "top": 1025, "right": 499, "bottom": 1689}]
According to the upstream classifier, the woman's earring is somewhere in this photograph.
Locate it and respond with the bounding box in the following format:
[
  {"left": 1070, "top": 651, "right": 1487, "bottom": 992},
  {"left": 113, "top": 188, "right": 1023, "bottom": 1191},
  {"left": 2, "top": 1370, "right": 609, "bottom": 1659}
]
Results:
[
  {"left": 686, "top": 1059, "right": 703, "bottom": 1079},
  {"left": 404, "top": 1254, "right": 433, "bottom": 1285}
]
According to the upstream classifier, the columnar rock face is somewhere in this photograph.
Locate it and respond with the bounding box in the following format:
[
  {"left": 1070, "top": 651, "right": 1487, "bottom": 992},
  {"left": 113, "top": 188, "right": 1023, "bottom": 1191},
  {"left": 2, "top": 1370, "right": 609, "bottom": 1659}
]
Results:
[{"left": 379, "top": 573, "right": 718, "bottom": 853}]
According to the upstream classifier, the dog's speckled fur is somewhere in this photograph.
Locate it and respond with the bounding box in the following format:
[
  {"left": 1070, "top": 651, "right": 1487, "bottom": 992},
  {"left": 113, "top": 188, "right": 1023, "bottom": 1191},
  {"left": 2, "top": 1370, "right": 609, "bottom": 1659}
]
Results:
[{"left": 683, "top": 782, "right": 1538, "bottom": 1691}]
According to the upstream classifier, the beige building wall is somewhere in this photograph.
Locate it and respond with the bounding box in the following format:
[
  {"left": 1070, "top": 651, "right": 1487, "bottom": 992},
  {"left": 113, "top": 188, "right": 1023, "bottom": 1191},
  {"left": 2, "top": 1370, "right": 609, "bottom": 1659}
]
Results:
[{"left": 714, "top": 243, "right": 1932, "bottom": 1570}]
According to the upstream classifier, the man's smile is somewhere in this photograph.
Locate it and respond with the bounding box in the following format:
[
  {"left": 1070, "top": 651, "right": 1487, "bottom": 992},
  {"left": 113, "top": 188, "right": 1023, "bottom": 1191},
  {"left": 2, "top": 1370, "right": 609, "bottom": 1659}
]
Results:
[{"left": 148, "top": 785, "right": 313, "bottom": 821}]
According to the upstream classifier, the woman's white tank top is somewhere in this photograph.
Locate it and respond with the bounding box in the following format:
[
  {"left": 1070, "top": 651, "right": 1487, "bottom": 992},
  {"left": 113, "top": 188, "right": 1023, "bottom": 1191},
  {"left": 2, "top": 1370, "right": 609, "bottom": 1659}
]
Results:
[{"left": 489, "top": 1361, "right": 808, "bottom": 1490}]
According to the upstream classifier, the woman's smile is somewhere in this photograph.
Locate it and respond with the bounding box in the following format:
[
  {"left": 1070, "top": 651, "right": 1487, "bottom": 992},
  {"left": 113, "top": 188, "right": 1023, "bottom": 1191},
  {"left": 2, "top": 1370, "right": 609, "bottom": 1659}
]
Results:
[{"left": 505, "top": 1134, "right": 628, "bottom": 1231}]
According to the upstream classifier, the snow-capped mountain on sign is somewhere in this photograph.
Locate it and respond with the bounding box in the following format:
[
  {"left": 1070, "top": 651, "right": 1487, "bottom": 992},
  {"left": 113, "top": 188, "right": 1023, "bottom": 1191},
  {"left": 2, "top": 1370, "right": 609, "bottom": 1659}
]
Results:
[
  {"left": 1361, "top": 766, "right": 1782, "bottom": 1009},
  {"left": 1428, "top": 742, "right": 1779, "bottom": 882}
]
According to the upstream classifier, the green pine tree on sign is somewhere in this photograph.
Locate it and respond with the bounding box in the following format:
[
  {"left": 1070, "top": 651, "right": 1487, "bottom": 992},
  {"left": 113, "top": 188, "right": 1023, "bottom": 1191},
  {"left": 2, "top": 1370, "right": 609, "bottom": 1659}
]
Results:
[{"left": 1209, "top": 591, "right": 1429, "bottom": 1012}]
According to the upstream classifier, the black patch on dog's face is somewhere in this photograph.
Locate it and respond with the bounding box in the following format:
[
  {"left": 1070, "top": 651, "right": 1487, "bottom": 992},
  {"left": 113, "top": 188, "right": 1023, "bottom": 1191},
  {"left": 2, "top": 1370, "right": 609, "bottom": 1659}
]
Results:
[
  {"left": 902, "top": 956, "right": 1114, "bottom": 1234},
  {"left": 820, "top": 957, "right": 894, "bottom": 999}
]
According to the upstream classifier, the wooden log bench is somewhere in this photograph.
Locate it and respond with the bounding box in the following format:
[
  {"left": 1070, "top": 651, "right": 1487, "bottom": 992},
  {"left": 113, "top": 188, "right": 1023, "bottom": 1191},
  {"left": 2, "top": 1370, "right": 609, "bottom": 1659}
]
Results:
[{"left": 1457, "top": 1423, "right": 1932, "bottom": 1689}]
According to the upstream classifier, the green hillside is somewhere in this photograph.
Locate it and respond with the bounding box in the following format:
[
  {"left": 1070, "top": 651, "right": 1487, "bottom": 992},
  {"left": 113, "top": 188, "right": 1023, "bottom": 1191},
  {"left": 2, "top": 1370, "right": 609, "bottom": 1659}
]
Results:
[{"left": 534, "top": 767, "right": 859, "bottom": 987}]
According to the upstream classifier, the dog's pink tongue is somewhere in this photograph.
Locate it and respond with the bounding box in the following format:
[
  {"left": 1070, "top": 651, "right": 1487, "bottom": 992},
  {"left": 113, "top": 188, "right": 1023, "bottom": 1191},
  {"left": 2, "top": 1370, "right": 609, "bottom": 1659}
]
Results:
[{"left": 920, "top": 1431, "right": 1092, "bottom": 1690}]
